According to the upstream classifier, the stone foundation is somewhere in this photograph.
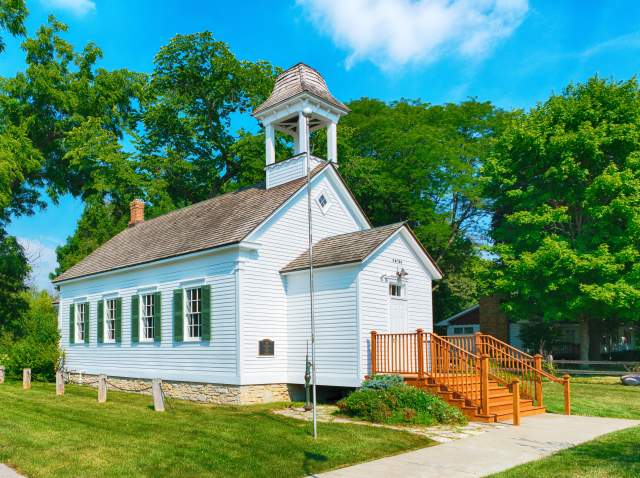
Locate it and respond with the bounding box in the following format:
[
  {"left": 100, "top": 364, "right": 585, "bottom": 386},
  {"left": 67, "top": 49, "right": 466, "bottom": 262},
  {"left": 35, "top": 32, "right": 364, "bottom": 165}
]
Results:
[{"left": 65, "top": 372, "right": 294, "bottom": 405}]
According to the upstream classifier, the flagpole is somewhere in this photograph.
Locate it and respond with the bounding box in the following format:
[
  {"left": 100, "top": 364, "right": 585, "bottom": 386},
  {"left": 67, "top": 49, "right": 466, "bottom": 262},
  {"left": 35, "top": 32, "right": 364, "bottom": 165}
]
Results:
[{"left": 302, "top": 106, "right": 317, "bottom": 439}]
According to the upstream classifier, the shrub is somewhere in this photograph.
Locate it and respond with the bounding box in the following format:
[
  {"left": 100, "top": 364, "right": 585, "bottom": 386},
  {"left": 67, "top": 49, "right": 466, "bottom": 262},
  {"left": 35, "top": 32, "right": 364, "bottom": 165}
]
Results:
[
  {"left": 0, "top": 290, "right": 61, "bottom": 381},
  {"left": 360, "top": 374, "right": 405, "bottom": 390},
  {"left": 337, "top": 385, "right": 467, "bottom": 426}
]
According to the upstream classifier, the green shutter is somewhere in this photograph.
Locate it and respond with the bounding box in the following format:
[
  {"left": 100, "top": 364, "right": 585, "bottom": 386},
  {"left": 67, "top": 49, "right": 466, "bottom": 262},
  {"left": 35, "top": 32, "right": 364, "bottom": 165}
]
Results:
[
  {"left": 84, "top": 303, "right": 90, "bottom": 344},
  {"left": 201, "top": 285, "right": 211, "bottom": 342},
  {"left": 131, "top": 295, "right": 139, "bottom": 343},
  {"left": 173, "top": 289, "right": 183, "bottom": 342},
  {"left": 153, "top": 292, "right": 161, "bottom": 343},
  {"left": 115, "top": 298, "right": 122, "bottom": 343},
  {"left": 69, "top": 304, "right": 75, "bottom": 344},
  {"left": 97, "top": 300, "right": 104, "bottom": 344}
]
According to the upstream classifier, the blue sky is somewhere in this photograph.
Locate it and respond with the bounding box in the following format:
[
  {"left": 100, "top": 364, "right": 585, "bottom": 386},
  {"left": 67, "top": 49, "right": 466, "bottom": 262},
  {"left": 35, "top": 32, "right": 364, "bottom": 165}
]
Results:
[{"left": 4, "top": 0, "right": 640, "bottom": 291}]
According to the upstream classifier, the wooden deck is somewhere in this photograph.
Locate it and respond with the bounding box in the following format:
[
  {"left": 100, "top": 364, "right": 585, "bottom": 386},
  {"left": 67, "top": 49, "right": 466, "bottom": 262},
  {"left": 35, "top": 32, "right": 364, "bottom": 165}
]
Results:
[{"left": 371, "top": 331, "right": 571, "bottom": 424}]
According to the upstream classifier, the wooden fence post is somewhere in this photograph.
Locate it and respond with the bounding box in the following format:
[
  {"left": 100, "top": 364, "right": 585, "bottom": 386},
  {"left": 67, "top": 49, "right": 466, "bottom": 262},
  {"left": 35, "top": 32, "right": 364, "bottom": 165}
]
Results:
[
  {"left": 534, "top": 354, "right": 543, "bottom": 406},
  {"left": 416, "top": 329, "right": 424, "bottom": 381},
  {"left": 22, "top": 368, "right": 31, "bottom": 390},
  {"left": 98, "top": 375, "right": 107, "bottom": 403},
  {"left": 370, "top": 331, "right": 377, "bottom": 376},
  {"left": 563, "top": 374, "right": 571, "bottom": 415},
  {"left": 474, "top": 332, "right": 483, "bottom": 356},
  {"left": 480, "top": 355, "right": 489, "bottom": 416},
  {"left": 56, "top": 371, "right": 64, "bottom": 396},
  {"left": 512, "top": 379, "right": 521, "bottom": 426},
  {"left": 0, "top": 366, "right": 4, "bottom": 384},
  {"left": 152, "top": 379, "right": 165, "bottom": 412}
]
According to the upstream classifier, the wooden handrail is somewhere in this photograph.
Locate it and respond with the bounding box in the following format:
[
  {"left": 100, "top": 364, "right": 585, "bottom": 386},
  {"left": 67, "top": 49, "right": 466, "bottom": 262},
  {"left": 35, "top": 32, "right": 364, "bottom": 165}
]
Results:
[{"left": 370, "top": 330, "right": 571, "bottom": 417}]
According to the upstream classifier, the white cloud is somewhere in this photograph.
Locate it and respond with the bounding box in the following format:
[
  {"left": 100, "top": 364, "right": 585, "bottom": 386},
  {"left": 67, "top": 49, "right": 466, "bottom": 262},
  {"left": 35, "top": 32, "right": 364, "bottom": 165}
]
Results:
[
  {"left": 17, "top": 237, "right": 59, "bottom": 293},
  {"left": 298, "top": 0, "right": 529, "bottom": 70},
  {"left": 41, "top": 0, "right": 96, "bottom": 16}
]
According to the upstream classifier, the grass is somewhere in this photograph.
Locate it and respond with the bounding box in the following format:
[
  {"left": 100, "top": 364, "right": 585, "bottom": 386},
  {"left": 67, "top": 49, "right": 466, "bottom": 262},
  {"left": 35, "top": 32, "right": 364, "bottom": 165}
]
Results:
[
  {"left": 543, "top": 377, "right": 640, "bottom": 419},
  {"left": 491, "top": 377, "right": 640, "bottom": 477},
  {"left": 492, "top": 426, "right": 640, "bottom": 478},
  {"left": 0, "top": 380, "right": 434, "bottom": 478}
]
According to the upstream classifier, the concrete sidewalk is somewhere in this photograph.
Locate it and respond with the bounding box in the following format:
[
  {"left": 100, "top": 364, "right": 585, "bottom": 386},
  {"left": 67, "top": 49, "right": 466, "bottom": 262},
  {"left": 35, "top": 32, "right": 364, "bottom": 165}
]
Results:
[
  {"left": 316, "top": 414, "right": 640, "bottom": 478},
  {"left": 0, "top": 465, "right": 23, "bottom": 478}
]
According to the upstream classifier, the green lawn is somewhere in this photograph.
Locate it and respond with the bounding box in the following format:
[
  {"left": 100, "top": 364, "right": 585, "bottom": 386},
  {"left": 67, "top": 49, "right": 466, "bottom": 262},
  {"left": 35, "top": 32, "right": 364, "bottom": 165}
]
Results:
[
  {"left": 491, "top": 377, "right": 640, "bottom": 477},
  {"left": 543, "top": 377, "right": 640, "bottom": 419},
  {"left": 0, "top": 381, "right": 433, "bottom": 478}
]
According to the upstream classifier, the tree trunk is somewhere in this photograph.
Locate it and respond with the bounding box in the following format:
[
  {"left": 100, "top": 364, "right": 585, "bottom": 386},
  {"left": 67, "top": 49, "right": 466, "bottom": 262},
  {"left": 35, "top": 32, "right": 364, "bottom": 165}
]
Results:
[
  {"left": 588, "top": 318, "right": 602, "bottom": 361},
  {"left": 579, "top": 318, "right": 589, "bottom": 362}
]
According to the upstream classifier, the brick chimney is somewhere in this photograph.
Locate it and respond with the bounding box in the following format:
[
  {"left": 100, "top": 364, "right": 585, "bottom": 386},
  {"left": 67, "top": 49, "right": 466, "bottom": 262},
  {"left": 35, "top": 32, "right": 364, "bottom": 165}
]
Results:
[{"left": 128, "top": 199, "right": 145, "bottom": 227}]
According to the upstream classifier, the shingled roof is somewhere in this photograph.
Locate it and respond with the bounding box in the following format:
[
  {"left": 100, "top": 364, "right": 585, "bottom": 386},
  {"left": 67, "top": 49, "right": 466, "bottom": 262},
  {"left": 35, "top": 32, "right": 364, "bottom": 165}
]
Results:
[
  {"left": 53, "top": 164, "right": 329, "bottom": 283},
  {"left": 253, "top": 63, "right": 349, "bottom": 115},
  {"left": 280, "top": 223, "right": 405, "bottom": 274}
]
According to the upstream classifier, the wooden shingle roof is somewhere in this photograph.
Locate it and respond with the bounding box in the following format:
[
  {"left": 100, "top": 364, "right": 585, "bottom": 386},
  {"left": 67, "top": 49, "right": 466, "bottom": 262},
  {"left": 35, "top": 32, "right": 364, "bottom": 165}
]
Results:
[
  {"left": 280, "top": 223, "right": 405, "bottom": 273},
  {"left": 253, "top": 63, "right": 349, "bottom": 115},
  {"left": 53, "top": 164, "right": 329, "bottom": 283}
]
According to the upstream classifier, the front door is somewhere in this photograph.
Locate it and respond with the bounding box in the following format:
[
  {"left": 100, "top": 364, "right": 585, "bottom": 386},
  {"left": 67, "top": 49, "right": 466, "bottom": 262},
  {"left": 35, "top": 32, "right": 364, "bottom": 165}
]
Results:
[{"left": 388, "top": 283, "right": 408, "bottom": 333}]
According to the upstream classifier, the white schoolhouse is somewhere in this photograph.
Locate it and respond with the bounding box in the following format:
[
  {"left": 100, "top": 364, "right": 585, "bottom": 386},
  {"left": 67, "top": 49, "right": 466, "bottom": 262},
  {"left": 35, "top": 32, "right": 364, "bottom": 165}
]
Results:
[{"left": 53, "top": 63, "right": 442, "bottom": 404}]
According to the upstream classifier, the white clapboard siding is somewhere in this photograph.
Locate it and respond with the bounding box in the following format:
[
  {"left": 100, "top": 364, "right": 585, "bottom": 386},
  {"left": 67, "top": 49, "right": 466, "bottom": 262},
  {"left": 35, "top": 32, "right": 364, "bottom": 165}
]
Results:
[
  {"left": 240, "top": 171, "right": 366, "bottom": 384},
  {"left": 357, "top": 232, "right": 433, "bottom": 380},
  {"left": 285, "top": 266, "right": 360, "bottom": 387},
  {"left": 266, "top": 155, "right": 323, "bottom": 189},
  {"left": 58, "top": 249, "right": 240, "bottom": 384}
]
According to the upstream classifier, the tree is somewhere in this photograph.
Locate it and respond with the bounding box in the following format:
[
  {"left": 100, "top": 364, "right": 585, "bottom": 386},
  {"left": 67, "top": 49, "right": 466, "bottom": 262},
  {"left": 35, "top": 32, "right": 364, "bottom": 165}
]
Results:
[
  {"left": 317, "top": 98, "right": 506, "bottom": 320},
  {"left": 484, "top": 77, "right": 640, "bottom": 360},
  {"left": 0, "top": 16, "right": 146, "bottom": 220},
  {"left": 0, "top": 0, "right": 26, "bottom": 53},
  {"left": 0, "top": 230, "right": 29, "bottom": 331},
  {"left": 136, "top": 32, "right": 278, "bottom": 208}
]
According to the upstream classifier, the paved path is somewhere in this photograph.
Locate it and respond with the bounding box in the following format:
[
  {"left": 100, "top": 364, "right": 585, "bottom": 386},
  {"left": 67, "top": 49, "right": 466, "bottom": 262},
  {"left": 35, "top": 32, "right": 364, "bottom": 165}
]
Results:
[
  {"left": 0, "top": 465, "right": 23, "bottom": 478},
  {"left": 316, "top": 414, "right": 640, "bottom": 478}
]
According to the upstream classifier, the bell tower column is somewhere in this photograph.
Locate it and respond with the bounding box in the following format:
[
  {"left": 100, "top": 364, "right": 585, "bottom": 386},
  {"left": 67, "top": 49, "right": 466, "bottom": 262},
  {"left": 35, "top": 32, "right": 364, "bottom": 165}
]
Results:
[
  {"left": 297, "top": 111, "right": 309, "bottom": 155},
  {"left": 265, "top": 124, "right": 275, "bottom": 165},
  {"left": 327, "top": 122, "right": 337, "bottom": 163}
]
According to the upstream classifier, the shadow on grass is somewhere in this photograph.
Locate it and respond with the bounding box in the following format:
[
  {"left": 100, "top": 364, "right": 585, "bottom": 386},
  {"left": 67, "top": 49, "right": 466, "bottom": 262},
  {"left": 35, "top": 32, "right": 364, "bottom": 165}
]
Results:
[{"left": 303, "top": 451, "right": 329, "bottom": 477}]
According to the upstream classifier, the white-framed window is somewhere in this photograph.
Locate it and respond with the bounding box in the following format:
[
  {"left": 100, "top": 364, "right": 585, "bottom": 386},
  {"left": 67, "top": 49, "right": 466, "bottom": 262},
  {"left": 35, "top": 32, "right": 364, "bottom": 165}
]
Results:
[
  {"left": 389, "top": 283, "right": 405, "bottom": 298},
  {"left": 315, "top": 190, "right": 331, "bottom": 215},
  {"left": 75, "top": 303, "right": 87, "bottom": 343},
  {"left": 184, "top": 287, "right": 202, "bottom": 340},
  {"left": 140, "top": 294, "right": 155, "bottom": 342},
  {"left": 104, "top": 299, "right": 117, "bottom": 343}
]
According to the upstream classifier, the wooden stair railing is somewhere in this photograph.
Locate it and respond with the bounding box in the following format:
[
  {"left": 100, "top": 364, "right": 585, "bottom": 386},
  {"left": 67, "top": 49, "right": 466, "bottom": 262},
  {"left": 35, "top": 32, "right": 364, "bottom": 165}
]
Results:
[{"left": 370, "top": 330, "right": 571, "bottom": 422}]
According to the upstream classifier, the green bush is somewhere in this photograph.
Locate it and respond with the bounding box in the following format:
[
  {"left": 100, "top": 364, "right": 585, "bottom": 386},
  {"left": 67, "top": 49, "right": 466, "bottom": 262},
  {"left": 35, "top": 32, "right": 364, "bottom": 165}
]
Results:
[
  {"left": 0, "top": 290, "right": 61, "bottom": 381},
  {"left": 337, "top": 385, "right": 467, "bottom": 426},
  {"left": 360, "top": 374, "right": 405, "bottom": 390}
]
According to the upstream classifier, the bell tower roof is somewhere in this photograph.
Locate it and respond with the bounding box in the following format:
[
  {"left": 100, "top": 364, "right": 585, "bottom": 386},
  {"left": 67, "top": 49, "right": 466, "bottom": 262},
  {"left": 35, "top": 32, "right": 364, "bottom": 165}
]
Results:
[{"left": 253, "top": 63, "right": 349, "bottom": 116}]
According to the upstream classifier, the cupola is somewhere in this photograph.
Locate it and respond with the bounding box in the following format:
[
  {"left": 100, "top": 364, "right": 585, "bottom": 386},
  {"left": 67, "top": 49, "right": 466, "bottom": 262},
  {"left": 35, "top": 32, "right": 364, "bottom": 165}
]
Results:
[{"left": 253, "top": 63, "right": 349, "bottom": 188}]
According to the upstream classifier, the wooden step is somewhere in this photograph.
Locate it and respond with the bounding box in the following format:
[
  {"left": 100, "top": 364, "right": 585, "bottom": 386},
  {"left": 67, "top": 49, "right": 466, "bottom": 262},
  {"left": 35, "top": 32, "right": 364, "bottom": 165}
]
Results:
[{"left": 494, "top": 406, "right": 546, "bottom": 422}]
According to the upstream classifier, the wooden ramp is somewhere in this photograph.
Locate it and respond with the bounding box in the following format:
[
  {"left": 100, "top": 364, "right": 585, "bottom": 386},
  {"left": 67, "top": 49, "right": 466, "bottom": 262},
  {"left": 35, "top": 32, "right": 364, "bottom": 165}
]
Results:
[{"left": 371, "top": 331, "right": 571, "bottom": 424}]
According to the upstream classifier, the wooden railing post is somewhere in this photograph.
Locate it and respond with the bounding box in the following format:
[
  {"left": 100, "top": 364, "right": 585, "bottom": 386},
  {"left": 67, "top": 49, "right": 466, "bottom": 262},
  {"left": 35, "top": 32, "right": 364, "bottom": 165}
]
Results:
[
  {"left": 370, "top": 331, "right": 377, "bottom": 376},
  {"left": 474, "top": 332, "right": 483, "bottom": 355},
  {"left": 534, "top": 354, "right": 543, "bottom": 406},
  {"left": 152, "top": 379, "right": 165, "bottom": 412},
  {"left": 512, "top": 379, "right": 521, "bottom": 426},
  {"left": 563, "top": 374, "right": 571, "bottom": 415},
  {"left": 22, "top": 368, "right": 31, "bottom": 390},
  {"left": 416, "top": 329, "right": 424, "bottom": 380},
  {"left": 480, "top": 354, "right": 489, "bottom": 416},
  {"left": 0, "top": 366, "right": 4, "bottom": 384}
]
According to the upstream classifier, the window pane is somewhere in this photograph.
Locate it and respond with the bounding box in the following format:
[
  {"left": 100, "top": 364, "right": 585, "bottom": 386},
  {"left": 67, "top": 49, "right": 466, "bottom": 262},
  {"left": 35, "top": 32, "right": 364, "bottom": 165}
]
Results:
[
  {"left": 76, "top": 303, "right": 85, "bottom": 341},
  {"left": 186, "top": 288, "right": 202, "bottom": 338},
  {"left": 105, "top": 299, "right": 116, "bottom": 341},
  {"left": 141, "top": 294, "right": 154, "bottom": 340}
]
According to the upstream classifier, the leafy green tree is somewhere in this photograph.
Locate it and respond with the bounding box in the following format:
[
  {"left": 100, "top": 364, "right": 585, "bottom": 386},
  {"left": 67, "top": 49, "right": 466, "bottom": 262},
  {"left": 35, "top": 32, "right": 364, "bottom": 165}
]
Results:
[
  {"left": 485, "top": 77, "right": 640, "bottom": 360},
  {"left": 317, "top": 98, "right": 507, "bottom": 320},
  {"left": 0, "top": 16, "right": 146, "bottom": 218},
  {"left": 0, "top": 0, "right": 26, "bottom": 53},
  {"left": 0, "top": 230, "right": 29, "bottom": 331},
  {"left": 136, "top": 32, "right": 278, "bottom": 207}
]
